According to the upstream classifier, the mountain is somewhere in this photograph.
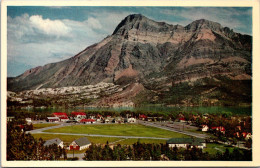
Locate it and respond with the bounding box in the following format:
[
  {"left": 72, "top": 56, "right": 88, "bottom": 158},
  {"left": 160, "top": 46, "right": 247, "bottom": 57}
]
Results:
[{"left": 7, "top": 14, "right": 252, "bottom": 107}]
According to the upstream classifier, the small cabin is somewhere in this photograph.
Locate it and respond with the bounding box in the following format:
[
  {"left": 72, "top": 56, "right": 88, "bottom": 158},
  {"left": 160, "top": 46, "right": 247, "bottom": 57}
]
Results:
[
  {"left": 44, "top": 138, "right": 64, "bottom": 148},
  {"left": 69, "top": 137, "right": 91, "bottom": 151}
]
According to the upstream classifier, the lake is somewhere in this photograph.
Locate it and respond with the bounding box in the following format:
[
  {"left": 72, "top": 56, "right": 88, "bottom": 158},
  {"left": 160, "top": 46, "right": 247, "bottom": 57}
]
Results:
[{"left": 8, "top": 105, "right": 252, "bottom": 116}]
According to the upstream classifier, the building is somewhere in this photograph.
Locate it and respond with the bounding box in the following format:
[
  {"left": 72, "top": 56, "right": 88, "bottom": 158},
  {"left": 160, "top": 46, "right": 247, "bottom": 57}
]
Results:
[
  {"left": 179, "top": 117, "right": 186, "bottom": 123},
  {"left": 127, "top": 117, "right": 136, "bottom": 123},
  {"left": 242, "top": 132, "right": 252, "bottom": 140},
  {"left": 25, "top": 118, "right": 32, "bottom": 123},
  {"left": 71, "top": 112, "right": 86, "bottom": 120},
  {"left": 211, "top": 126, "right": 225, "bottom": 134},
  {"left": 80, "top": 119, "right": 96, "bottom": 124},
  {"left": 167, "top": 138, "right": 206, "bottom": 149},
  {"left": 201, "top": 125, "right": 209, "bottom": 132},
  {"left": 113, "top": 117, "right": 123, "bottom": 123},
  {"left": 44, "top": 138, "right": 64, "bottom": 148},
  {"left": 69, "top": 137, "right": 91, "bottom": 150},
  {"left": 53, "top": 112, "right": 69, "bottom": 122},
  {"left": 47, "top": 117, "right": 60, "bottom": 122},
  {"left": 7, "top": 116, "right": 15, "bottom": 122},
  {"left": 139, "top": 114, "right": 147, "bottom": 121}
]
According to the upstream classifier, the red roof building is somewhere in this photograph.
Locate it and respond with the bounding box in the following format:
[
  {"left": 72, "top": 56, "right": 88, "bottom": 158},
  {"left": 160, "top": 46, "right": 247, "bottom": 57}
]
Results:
[
  {"left": 211, "top": 126, "right": 225, "bottom": 133},
  {"left": 53, "top": 112, "right": 68, "bottom": 117},
  {"left": 53, "top": 113, "right": 69, "bottom": 122},
  {"left": 139, "top": 114, "right": 147, "bottom": 120},
  {"left": 80, "top": 119, "right": 96, "bottom": 123}
]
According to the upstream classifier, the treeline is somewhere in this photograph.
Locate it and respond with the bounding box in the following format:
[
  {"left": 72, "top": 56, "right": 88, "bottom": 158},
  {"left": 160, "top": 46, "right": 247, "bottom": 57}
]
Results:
[
  {"left": 84, "top": 141, "right": 252, "bottom": 161},
  {"left": 7, "top": 120, "right": 66, "bottom": 160}
]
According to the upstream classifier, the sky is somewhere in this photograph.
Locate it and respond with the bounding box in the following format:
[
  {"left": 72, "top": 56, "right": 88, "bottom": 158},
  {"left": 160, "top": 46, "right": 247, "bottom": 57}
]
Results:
[{"left": 7, "top": 6, "right": 252, "bottom": 77}]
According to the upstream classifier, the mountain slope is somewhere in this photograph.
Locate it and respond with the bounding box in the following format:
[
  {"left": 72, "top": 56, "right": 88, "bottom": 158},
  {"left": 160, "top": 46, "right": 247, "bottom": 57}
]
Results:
[{"left": 7, "top": 14, "right": 251, "bottom": 106}]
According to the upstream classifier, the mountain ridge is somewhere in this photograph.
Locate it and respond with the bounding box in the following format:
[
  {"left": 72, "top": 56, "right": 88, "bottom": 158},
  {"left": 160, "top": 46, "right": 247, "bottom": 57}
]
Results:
[{"left": 7, "top": 14, "right": 251, "bottom": 107}]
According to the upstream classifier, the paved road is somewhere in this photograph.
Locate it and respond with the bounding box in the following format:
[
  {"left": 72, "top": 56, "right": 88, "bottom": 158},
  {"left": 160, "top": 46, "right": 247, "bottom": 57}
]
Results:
[{"left": 138, "top": 120, "right": 209, "bottom": 139}]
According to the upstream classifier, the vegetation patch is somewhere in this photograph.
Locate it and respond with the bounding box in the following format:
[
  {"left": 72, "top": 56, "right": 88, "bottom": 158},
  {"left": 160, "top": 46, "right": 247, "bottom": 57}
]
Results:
[
  {"left": 43, "top": 124, "right": 190, "bottom": 138},
  {"left": 33, "top": 123, "right": 60, "bottom": 130}
]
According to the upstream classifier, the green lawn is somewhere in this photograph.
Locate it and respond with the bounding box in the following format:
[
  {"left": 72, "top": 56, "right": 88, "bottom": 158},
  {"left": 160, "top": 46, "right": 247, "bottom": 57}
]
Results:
[
  {"left": 203, "top": 143, "right": 236, "bottom": 155},
  {"left": 43, "top": 124, "right": 190, "bottom": 138},
  {"left": 33, "top": 123, "right": 60, "bottom": 129},
  {"left": 115, "top": 138, "right": 167, "bottom": 145}
]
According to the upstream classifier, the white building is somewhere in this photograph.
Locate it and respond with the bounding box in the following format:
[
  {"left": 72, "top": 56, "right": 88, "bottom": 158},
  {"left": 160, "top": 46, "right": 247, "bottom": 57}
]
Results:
[
  {"left": 167, "top": 138, "right": 206, "bottom": 149},
  {"left": 128, "top": 117, "right": 136, "bottom": 123},
  {"left": 44, "top": 138, "right": 64, "bottom": 148}
]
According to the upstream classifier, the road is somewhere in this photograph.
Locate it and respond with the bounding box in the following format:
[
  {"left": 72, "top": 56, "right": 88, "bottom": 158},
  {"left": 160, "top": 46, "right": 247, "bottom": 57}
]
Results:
[{"left": 138, "top": 120, "right": 209, "bottom": 139}]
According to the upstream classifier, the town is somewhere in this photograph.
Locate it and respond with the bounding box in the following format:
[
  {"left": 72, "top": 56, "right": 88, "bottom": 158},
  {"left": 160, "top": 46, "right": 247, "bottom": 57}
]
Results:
[{"left": 7, "top": 110, "right": 252, "bottom": 161}]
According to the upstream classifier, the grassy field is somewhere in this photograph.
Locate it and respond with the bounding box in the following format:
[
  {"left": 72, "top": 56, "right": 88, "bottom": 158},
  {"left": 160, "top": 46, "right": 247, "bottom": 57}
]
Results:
[
  {"left": 203, "top": 143, "right": 236, "bottom": 155},
  {"left": 44, "top": 124, "right": 190, "bottom": 138},
  {"left": 115, "top": 138, "right": 167, "bottom": 145},
  {"left": 33, "top": 123, "right": 60, "bottom": 129}
]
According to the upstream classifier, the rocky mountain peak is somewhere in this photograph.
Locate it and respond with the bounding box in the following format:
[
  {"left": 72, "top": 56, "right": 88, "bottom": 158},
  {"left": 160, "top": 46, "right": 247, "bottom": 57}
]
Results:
[
  {"left": 185, "top": 19, "right": 222, "bottom": 32},
  {"left": 112, "top": 14, "right": 174, "bottom": 37}
]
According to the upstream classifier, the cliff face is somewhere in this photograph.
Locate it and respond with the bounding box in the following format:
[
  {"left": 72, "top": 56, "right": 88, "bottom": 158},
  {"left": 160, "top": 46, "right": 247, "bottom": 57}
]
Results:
[{"left": 8, "top": 14, "right": 251, "bottom": 106}]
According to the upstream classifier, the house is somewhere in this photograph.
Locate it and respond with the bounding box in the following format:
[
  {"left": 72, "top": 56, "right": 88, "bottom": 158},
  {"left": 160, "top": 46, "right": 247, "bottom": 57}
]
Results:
[
  {"left": 71, "top": 112, "right": 86, "bottom": 120},
  {"left": 179, "top": 117, "right": 186, "bottom": 123},
  {"left": 47, "top": 117, "right": 60, "bottom": 122},
  {"left": 96, "top": 114, "right": 103, "bottom": 121},
  {"left": 236, "top": 126, "right": 242, "bottom": 131},
  {"left": 139, "top": 114, "right": 147, "bottom": 121},
  {"left": 59, "top": 116, "right": 69, "bottom": 122},
  {"left": 80, "top": 119, "right": 96, "bottom": 124},
  {"left": 127, "top": 117, "right": 136, "bottom": 123},
  {"left": 69, "top": 137, "right": 91, "bottom": 150},
  {"left": 201, "top": 125, "right": 209, "bottom": 132},
  {"left": 7, "top": 116, "right": 15, "bottom": 122},
  {"left": 203, "top": 113, "right": 209, "bottom": 119},
  {"left": 44, "top": 138, "right": 64, "bottom": 148},
  {"left": 53, "top": 112, "right": 69, "bottom": 122},
  {"left": 211, "top": 126, "right": 226, "bottom": 134},
  {"left": 25, "top": 118, "right": 32, "bottom": 123},
  {"left": 167, "top": 138, "right": 206, "bottom": 149},
  {"left": 242, "top": 132, "right": 252, "bottom": 140},
  {"left": 16, "top": 125, "right": 24, "bottom": 132},
  {"left": 113, "top": 117, "right": 123, "bottom": 123}
]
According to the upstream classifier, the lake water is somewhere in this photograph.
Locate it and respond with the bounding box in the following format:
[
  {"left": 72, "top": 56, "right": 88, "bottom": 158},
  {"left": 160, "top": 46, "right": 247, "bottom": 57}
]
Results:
[{"left": 8, "top": 105, "right": 252, "bottom": 116}]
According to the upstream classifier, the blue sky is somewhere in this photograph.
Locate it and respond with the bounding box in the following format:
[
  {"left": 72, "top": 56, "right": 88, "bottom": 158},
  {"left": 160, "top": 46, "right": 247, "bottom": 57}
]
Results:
[{"left": 7, "top": 6, "right": 252, "bottom": 77}]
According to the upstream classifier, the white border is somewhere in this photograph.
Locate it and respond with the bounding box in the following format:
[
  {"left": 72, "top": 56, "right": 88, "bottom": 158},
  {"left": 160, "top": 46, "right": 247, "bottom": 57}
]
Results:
[{"left": 1, "top": 0, "right": 260, "bottom": 167}]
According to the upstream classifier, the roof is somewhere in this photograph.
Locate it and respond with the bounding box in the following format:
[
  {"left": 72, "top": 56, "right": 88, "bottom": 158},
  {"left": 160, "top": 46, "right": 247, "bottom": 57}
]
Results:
[
  {"left": 44, "top": 138, "right": 62, "bottom": 147},
  {"left": 71, "top": 112, "right": 86, "bottom": 116},
  {"left": 139, "top": 114, "right": 147, "bottom": 118},
  {"left": 59, "top": 116, "right": 69, "bottom": 119},
  {"left": 80, "top": 119, "right": 95, "bottom": 122},
  {"left": 211, "top": 126, "right": 225, "bottom": 131},
  {"left": 47, "top": 117, "right": 60, "bottom": 120},
  {"left": 53, "top": 112, "right": 67, "bottom": 116},
  {"left": 167, "top": 138, "right": 205, "bottom": 145},
  {"left": 74, "top": 137, "right": 91, "bottom": 147}
]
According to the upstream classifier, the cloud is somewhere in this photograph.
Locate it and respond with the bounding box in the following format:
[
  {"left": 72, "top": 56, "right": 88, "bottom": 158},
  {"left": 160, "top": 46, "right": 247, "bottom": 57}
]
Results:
[
  {"left": 7, "top": 13, "right": 109, "bottom": 76},
  {"left": 159, "top": 7, "right": 251, "bottom": 35},
  {"left": 29, "top": 15, "right": 71, "bottom": 37},
  {"left": 85, "top": 17, "right": 102, "bottom": 30}
]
